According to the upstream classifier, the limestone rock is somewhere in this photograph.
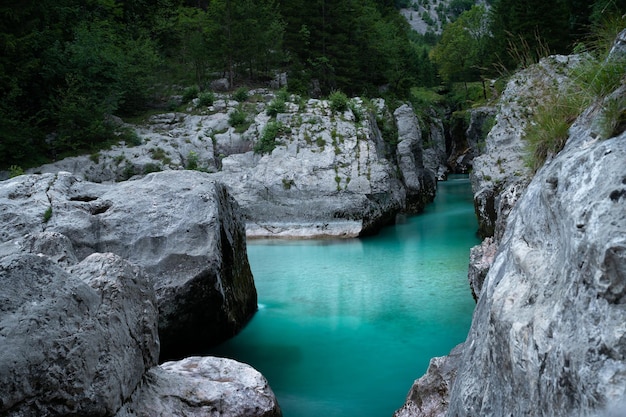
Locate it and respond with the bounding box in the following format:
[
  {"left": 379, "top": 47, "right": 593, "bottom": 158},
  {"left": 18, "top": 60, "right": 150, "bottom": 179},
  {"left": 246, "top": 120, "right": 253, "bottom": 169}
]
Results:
[
  {"left": 213, "top": 98, "right": 408, "bottom": 238},
  {"left": 470, "top": 55, "right": 579, "bottom": 239},
  {"left": 0, "top": 170, "right": 256, "bottom": 360},
  {"left": 394, "top": 104, "right": 437, "bottom": 212},
  {"left": 0, "top": 251, "right": 159, "bottom": 416},
  {"left": 447, "top": 96, "right": 626, "bottom": 416},
  {"left": 393, "top": 344, "right": 464, "bottom": 417},
  {"left": 116, "top": 356, "right": 282, "bottom": 417},
  {"left": 467, "top": 236, "right": 496, "bottom": 301}
]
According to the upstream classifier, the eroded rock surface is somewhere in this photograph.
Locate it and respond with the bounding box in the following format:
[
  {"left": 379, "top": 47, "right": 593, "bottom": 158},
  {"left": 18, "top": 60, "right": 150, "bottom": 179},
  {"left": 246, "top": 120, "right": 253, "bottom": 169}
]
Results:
[
  {"left": 394, "top": 104, "right": 437, "bottom": 211},
  {"left": 19, "top": 94, "right": 439, "bottom": 239},
  {"left": 393, "top": 344, "right": 464, "bottom": 417},
  {"left": 447, "top": 102, "right": 626, "bottom": 417},
  {"left": 0, "top": 170, "right": 256, "bottom": 360},
  {"left": 116, "top": 357, "right": 282, "bottom": 417},
  {"left": 0, "top": 251, "right": 159, "bottom": 416}
]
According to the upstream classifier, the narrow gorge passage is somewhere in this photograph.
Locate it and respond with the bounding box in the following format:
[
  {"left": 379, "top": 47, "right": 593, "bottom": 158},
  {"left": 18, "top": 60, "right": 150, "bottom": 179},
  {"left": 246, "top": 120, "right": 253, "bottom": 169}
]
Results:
[{"left": 209, "top": 175, "right": 479, "bottom": 417}]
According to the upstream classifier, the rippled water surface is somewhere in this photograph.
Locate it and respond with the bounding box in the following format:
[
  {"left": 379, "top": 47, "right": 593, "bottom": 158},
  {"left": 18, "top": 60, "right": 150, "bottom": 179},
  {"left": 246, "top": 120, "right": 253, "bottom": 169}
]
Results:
[{"left": 209, "top": 175, "right": 479, "bottom": 417}]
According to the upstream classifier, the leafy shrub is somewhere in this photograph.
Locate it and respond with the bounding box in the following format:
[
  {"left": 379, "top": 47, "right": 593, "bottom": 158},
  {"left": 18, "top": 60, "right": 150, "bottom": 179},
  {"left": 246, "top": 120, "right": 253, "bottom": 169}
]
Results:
[
  {"left": 329, "top": 90, "right": 348, "bottom": 113},
  {"left": 9, "top": 165, "right": 24, "bottom": 178},
  {"left": 143, "top": 163, "right": 162, "bottom": 174},
  {"left": 276, "top": 88, "right": 291, "bottom": 102},
  {"left": 228, "top": 106, "right": 251, "bottom": 133},
  {"left": 119, "top": 128, "right": 142, "bottom": 147},
  {"left": 266, "top": 98, "right": 286, "bottom": 117},
  {"left": 233, "top": 87, "right": 249, "bottom": 102},
  {"left": 254, "top": 121, "right": 283, "bottom": 154},
  {"left": 197, "top": 91, "right": 215, "bottom": 107},
  {"left": 182, "top": 86, "right": 199, "bottom": 103},
  {"left": 186, "top": 150, "right": 199, "bottom": 170}
]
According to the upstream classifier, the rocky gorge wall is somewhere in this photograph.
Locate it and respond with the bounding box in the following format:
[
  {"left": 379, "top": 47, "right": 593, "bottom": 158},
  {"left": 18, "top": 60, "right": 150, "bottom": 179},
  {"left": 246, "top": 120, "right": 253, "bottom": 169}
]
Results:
[
  {"left": 395, "top": 30, "right": 626, "bottom": 417},
  {"left": 17, "top": 94, "right": 456, "bottom": 239}
]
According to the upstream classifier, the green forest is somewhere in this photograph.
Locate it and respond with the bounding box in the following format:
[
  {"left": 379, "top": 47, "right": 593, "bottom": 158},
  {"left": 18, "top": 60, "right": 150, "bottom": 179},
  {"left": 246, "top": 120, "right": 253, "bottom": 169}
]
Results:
[{"left": 1, "top": 0, "right": 625, "bottom": 170}]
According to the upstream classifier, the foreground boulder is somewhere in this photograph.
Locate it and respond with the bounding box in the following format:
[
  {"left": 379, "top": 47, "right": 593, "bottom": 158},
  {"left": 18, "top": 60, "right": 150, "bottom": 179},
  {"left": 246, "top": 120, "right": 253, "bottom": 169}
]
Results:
[
  {"left": 446, "top": 95, "right": 626, "bottom": 416},
  {"left": 0, "top": 251, "right": 159, "bottom": 416},
  {"left": 0, "top": 170, "right": 256, "bottom": 360},
  {"left": 116, "top": 357, "right": 282, "bottom": 417}
]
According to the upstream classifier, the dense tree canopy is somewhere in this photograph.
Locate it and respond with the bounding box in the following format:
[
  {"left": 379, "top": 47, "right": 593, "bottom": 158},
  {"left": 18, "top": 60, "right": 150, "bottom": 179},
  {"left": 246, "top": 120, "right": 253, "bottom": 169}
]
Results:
[{"left": 0, "top": 0, "right": 623, "bottom": 170}]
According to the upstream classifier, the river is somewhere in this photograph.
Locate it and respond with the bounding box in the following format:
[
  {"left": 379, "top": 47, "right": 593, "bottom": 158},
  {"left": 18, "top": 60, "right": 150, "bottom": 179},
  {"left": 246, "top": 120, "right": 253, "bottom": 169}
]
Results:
[{"left": 209, "top": 174, "right": 479, "bottom": 417}]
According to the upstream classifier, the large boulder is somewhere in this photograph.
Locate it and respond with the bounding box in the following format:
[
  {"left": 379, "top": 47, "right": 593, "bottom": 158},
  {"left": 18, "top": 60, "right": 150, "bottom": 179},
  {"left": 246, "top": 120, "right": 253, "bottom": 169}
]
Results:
[
  {"left": 0, "top": 170, "right": 256, "bottom": 360},
  {"left": 0, "top": 251, "right": 159, "bottom": 416},
  {"left": 394, "top": 104, "right": 437, "bottom": 211},
  {"left": 116, "top": 357, "right": 282, "bottom": 417}
]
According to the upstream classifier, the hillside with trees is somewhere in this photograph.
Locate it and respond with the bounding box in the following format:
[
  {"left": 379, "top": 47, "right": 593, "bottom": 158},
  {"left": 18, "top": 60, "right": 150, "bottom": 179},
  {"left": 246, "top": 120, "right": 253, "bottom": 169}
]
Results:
[{"left": 1, "top": 0, "right": 624, "bottom": 171}]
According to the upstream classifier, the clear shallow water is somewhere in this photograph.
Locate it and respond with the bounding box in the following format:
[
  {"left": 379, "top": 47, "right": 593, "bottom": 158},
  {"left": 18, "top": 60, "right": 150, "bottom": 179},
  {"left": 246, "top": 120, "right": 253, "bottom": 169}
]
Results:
[{"left": 209, "top": 175, "right": 479, "bottom": 417}]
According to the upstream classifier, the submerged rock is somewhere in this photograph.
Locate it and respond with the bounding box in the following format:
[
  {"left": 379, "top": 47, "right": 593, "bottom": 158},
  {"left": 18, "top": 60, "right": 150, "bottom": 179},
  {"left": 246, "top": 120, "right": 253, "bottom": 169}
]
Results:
[{"left": 0, "top": 170, "right": 256, "bottom": 360}]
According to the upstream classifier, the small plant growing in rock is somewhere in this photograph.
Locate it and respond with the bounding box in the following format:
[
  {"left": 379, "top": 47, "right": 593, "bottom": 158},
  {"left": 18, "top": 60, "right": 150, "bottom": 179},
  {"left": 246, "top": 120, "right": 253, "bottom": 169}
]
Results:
[
  {"left": 149, "top": 147, "right": 172, "bottom": 165},
  {"left": 186, "top": 151, "right": 199, "bottom": 170},
  {"left": 89, "top": 152, "right": 100, "bottom": 164},
  {"left": 182, "top": 86, "right": 199, "bottom": 103},
  {"left": 9, "top": 165, "right": 24, "bottom": 178},
  {"left": 254, "top": 121, "right": 284, "bottom": 154},
  {"left": 143, "top": 163, "right": 162, "bottom": 174},
  {"left": 282, "top": 178, "right": 295, "bottom": 190},
  {"left": 329, "top": 90, "right": 348, "bottom": 113},
  {"left": 197, "top": 91, "right": 215, "bottom": 107},
  {"left": 228, "top": 106, "right": 251, "bottom": 133},
  {"left": 233, "top": 87, "right": 249, "bottom": 102},
  {"left": 266, "top": 98, "right": 286, "bottom": 117},
  {"left": 42, "top": 206, "right": 52, "bottom": 223}
]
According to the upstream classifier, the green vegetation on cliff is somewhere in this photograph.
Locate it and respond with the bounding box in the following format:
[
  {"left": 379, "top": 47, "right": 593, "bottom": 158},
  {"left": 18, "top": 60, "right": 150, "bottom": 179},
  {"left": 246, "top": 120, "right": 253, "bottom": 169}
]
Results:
[{"left": 0, "top": 0, "right": 624, "bottom": 170}]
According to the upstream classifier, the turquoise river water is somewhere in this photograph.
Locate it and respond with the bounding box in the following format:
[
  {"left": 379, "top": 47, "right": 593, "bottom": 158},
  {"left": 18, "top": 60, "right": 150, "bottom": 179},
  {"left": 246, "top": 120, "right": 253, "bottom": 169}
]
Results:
[{"left": 209, "top": 175, "right": 479, "bottom": 417}]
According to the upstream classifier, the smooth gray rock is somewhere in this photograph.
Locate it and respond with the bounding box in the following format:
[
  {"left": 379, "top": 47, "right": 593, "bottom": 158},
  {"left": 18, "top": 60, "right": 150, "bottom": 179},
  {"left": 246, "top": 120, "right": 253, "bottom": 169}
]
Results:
[
  {"left": 394, "top": 104, "right": 437, "bottom": 212},
  {"left": 394, "top": 344, "right": 464, "bottom": 417},
  {"left": 116, "top": 356, "right": 282, "bottom": 417},
  {"left": 0, "top": 251, "right": 159, "bottom": 416},
  {"left": 447, "top": 101, "right": 626, "bottom": 415},
  {"left": 467, "top": 236, "right": 496, "bottom": 301},
  {"left": 0, "top": 170, "right": 257, "bottom": 360}
]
